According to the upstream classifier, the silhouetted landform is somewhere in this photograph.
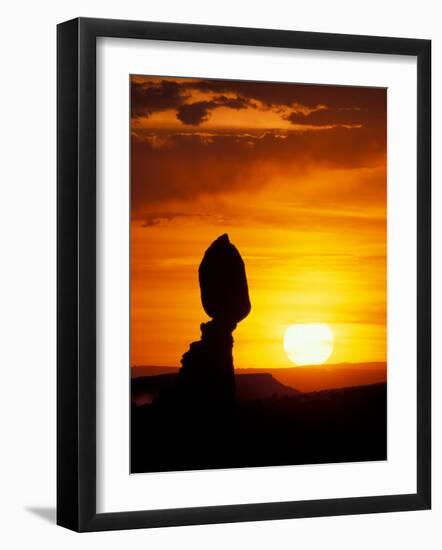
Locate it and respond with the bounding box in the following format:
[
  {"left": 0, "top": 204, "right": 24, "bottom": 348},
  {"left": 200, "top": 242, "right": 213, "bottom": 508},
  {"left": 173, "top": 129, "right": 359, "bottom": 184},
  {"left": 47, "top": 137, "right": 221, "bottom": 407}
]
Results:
[
  {"left": 199, "top": 233, "right": 251, "bottom": 323},
  {"left": 169, "top": 234, "right": 251, "bottom": 413},
  {"left": 132, "top": 362, "right": 387, "bottom": 393},
  {"left": 131, "top": 372, "right": 299, "bottom": 406},
  {"left": 236, "top": 373, "right": 299, "bottom": 400},
  {"left": 131, "top": 382, "right": 387, "bottom": 473},
  {"left": 241, "top": 364, "right": 387, "bottom": 393}
]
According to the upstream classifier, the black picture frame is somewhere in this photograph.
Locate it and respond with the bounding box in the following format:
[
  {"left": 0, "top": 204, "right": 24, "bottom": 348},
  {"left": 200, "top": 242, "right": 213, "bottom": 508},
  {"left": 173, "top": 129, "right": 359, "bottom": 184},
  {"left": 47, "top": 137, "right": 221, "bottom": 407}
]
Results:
[{"left": 57, "top": 17, "right": 431, "bottom": 532}]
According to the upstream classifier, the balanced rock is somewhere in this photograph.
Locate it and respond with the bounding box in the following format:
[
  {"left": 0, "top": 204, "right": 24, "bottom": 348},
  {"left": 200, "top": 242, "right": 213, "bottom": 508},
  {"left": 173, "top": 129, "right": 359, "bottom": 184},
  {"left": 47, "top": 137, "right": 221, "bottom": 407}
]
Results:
[
  {"left": 199, "top": 233, "right": 251, "bottom": 325},
  {"left": 175, "top": 234, "right": 251, "bottom": 414}
]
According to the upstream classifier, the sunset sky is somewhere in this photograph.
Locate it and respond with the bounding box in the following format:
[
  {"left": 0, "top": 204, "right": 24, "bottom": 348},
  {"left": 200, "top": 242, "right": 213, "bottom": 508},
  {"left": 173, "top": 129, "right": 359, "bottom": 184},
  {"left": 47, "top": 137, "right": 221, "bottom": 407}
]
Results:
[{"left": 130, "top": 75, "right": 387, "bottom": 370}]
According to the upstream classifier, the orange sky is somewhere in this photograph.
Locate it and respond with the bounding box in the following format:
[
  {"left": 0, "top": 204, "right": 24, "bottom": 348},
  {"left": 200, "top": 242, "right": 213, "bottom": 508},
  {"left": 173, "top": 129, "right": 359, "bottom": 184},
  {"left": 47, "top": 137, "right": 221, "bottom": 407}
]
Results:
[{"left": 130, "top": 76, "right": 387, "bottom": 369}]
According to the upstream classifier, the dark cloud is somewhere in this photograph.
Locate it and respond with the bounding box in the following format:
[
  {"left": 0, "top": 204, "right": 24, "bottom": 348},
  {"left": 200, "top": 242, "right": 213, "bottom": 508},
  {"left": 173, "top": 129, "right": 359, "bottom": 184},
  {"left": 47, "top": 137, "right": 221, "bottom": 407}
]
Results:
[
  {"left": 186, "top": 79, "right": 386, "bottom": 114},
  {"left": 131, "top": 77, "right": 386, "bottom": 129},
  {"left": 176, "top": 101, "right": 217, "bottom": 125},
  {"left": 131, "top": 78, "right": 254, "bottom": 125},
  {"left": 176, "top": 95, "right": 251, "bottom": 125},
  {"left": 213, "top": 95, "right": 251, "bottom": 109},
  {"left": 131, "top": 80, "right": 189, "bottom": 118},
  {"left": 285, "top": 106, "right": 371, "bottom": 128}
]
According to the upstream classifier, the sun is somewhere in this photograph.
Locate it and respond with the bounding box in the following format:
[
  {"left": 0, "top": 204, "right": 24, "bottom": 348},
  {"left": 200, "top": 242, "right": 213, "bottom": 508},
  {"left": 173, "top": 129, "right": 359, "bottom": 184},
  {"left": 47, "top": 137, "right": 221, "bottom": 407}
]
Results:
[{"left": 283, "top": 323, "right": 334, "bottom": 366}]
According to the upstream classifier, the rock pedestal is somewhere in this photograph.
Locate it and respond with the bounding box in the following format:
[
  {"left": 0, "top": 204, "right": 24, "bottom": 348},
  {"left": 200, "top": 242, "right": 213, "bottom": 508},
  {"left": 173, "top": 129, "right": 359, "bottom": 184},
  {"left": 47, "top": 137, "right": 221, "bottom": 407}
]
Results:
[{"left": 179, "top": 319, "right": 236, "bottom": 410}]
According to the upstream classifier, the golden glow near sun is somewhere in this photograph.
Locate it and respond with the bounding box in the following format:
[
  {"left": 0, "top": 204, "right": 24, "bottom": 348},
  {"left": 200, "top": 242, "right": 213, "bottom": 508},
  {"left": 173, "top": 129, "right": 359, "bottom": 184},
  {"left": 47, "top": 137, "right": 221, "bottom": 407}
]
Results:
[
  {"left": 130, "top": 76, "right": 387, "bottom": 369},
  {"left": 283, "top": 323, "right": 335, "bottom": 366}
]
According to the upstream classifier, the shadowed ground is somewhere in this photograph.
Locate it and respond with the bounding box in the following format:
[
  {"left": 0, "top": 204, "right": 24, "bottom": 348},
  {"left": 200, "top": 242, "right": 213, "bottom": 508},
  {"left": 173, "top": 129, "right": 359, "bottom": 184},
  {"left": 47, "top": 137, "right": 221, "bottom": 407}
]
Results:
[
  {"left": 131, "top": 382, "right": 386, "bottom": 473},
  {"left": 131, "top": 235, "right": 386, "bottom": 473}
]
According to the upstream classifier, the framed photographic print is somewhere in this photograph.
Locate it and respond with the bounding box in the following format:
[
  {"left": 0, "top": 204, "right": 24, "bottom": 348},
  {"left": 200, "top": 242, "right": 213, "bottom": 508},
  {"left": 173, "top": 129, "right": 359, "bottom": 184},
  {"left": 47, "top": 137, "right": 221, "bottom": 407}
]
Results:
[{"left": 57, "top": 17, "right": 431, "bottom": 532}]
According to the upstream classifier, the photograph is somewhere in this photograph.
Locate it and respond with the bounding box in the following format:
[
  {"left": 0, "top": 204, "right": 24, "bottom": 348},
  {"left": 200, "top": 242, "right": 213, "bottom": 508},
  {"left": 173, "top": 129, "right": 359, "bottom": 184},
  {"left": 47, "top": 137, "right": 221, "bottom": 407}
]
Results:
[
  {"left": 129, "top": 75, "right": 388, "bottom": 474},
  {"left": 0, "top": 0, "right": 434, "bottom": 541}
]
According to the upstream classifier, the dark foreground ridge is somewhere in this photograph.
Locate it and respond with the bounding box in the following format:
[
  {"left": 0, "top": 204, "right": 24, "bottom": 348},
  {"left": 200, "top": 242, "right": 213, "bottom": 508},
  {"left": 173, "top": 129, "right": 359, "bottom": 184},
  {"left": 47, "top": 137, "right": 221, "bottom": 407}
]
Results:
[{"left": 131, "top": 382, "right": 387, "bottom": 473}]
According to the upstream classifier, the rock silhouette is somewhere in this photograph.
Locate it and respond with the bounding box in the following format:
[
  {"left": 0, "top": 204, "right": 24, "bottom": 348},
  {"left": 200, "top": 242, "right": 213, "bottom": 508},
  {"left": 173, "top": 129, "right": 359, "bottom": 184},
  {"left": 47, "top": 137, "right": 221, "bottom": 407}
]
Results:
[
  {"left": 172, "top": 234, "right": 250, "bottom": 413},
  {"left": 199, "top": 233, "right": 251, "bottom": 324}
]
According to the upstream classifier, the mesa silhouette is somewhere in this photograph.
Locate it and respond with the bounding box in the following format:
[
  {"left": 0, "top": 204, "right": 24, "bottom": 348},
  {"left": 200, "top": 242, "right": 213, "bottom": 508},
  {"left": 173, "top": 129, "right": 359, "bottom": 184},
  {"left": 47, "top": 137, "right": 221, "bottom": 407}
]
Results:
[
  {"left": 132, "top": 371, "right": 300, "bottom": 407},
  {"left": 132, "top": 362, "right": 387, "bottom": 393}
]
